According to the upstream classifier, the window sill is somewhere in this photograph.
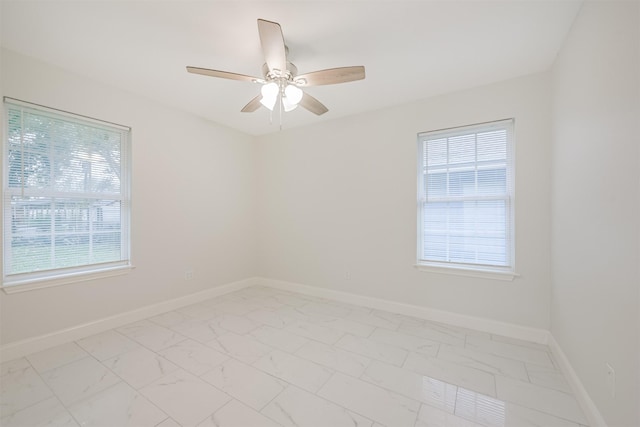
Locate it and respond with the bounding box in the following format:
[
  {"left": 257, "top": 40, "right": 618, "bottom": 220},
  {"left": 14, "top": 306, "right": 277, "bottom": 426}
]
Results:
[
  {"left": 414, "top": 263, "right": 519, "bottom": 281},
  {"left": 2, "top": 264, "right": 135, "bottom": 294}
]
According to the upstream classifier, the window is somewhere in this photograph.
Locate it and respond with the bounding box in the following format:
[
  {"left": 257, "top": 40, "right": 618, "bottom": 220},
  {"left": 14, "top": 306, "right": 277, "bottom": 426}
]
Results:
[
  {"left": 417, "top": 119, "right": 515, "bottom": 278},
  {"left": 3, "top": 98, "right": 131, "bottom": 290}
]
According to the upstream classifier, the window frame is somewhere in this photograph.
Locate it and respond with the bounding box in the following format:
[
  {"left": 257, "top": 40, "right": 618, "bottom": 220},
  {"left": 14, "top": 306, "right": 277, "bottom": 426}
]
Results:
[
  {"left": 2, "top": 98, "right": 133, "bottom": 293},
  {"left": 415, "top": 119, "right": 517, "bottom": 280}
]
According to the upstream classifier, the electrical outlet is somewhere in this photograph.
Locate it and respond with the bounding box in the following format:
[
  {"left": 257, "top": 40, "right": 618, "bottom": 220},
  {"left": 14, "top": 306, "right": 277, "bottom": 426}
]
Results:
[
  {"left": 345, "top": 271, "right": 352, "bottom": 281},
  {"left": 184, "top": 269, "right": 194, "bottom": 280},
  {"left": 606, "top": 362, "right": 615, "bottom": 398}
]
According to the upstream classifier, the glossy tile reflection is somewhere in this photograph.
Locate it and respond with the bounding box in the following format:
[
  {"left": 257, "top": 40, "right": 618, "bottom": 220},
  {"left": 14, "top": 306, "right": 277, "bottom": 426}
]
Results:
[{"left": 0, "top": 286, "right": 589, "bottom": 427}]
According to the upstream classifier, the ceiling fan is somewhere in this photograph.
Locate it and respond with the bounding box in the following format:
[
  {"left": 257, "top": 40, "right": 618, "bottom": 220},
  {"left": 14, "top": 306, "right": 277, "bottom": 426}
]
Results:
[{"left": 186, "top": 19, "right": 365, "bottom": 117}]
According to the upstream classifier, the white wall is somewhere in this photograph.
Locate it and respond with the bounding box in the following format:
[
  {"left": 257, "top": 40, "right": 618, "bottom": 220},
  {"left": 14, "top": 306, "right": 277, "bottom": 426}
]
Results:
[
  {"left": 0, "top": 49, "right": 257, "bottom": 344},
  {"left": 257, "top": 72, "right": 552, "bottom": 329},
  {"left": 550, "top": 1, "right": 640, "bottom": 426}
]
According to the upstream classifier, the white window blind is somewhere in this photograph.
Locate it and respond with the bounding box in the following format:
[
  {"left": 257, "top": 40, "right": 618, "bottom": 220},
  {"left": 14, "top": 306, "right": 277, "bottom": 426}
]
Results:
[
  {"left": 417, "top": 119, "right": 514, "bottom": 272},
  {"left": 3, "top": 99, "right": 131, "bottom": 286}
]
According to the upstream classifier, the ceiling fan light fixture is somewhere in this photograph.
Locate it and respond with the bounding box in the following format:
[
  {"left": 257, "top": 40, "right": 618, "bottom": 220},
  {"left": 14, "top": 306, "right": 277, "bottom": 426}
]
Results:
[
  {"left": 260, "top": 82, "right": 279, "bottom": 110},
  {"left": 282, "top": 96, "right": 298, "bottom": 112},
  {"left": 284, "top": 84, "right": 303, "bottom": 105}
]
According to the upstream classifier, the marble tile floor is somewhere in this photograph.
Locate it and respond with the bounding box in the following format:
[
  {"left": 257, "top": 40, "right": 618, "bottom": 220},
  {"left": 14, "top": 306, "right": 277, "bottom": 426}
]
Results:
[{"left": 0, "top": 286, "right": 589, "bottom": 427}]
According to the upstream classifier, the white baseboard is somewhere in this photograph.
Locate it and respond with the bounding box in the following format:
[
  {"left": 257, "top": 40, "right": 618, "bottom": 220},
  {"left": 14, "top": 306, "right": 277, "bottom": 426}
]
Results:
[
  {"left": 548, "top": 334, "right": 608, "bottom": 427},
  {"left": 0, "top": 277, "right": 257, "bottom": 362},
  {"left": 257, "top": 277, "right": 549, "bottom": 344}
]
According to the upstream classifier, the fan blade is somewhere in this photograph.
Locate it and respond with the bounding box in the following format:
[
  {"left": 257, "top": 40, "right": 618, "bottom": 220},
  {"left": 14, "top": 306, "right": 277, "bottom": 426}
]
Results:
[
  {"left": 295, "top": 66, "right": 365, "bottom": 87},
  {"left": 257, "top": 19, "right": 287, "bottom": 75},
  {"left": 186, "top": 66, "right": 259, "bottom": 82},
  {"left": 299, "top": 92, "right": 329, "bottom": 115},
  {"left": 241, "top": 95, "right": 262, "bottom": 113}
]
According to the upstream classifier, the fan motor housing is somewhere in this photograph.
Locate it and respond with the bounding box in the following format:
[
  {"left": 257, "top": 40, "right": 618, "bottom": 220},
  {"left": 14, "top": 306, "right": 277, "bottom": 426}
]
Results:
[{"left": 262, "top": 62, "right": 298, "bottom": 81}]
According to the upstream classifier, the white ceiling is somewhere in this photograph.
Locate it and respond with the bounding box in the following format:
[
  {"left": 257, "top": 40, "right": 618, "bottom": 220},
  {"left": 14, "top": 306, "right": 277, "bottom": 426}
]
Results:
[{"left": 1, "top": 1, "right": 582, "bottom": 136}]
